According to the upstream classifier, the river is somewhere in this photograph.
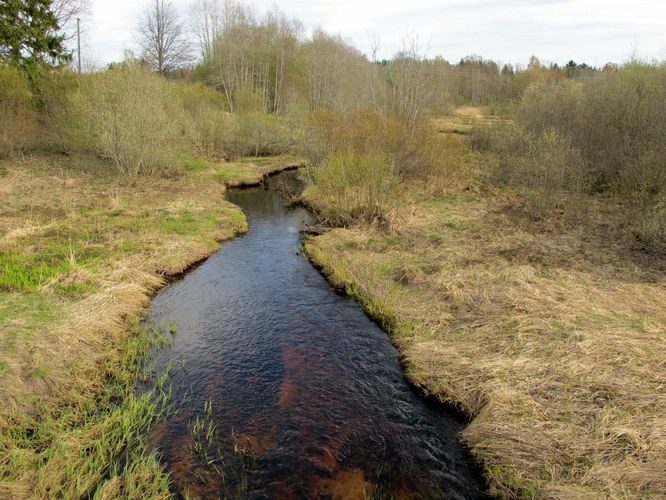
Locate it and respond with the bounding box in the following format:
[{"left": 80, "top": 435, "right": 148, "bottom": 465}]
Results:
[{"left": 146, "top": 172, "right": 486, "bottom": 499}]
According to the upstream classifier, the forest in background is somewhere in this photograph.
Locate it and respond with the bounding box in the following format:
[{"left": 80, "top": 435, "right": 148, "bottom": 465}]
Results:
[{"left": 2, "top": 0, "right": 665, "bottom": 248}]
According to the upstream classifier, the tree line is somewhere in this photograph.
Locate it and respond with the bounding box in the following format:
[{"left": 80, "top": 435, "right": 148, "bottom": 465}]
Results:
[{"left": 1, "top": 0, "right": 622, "bottom": 119}]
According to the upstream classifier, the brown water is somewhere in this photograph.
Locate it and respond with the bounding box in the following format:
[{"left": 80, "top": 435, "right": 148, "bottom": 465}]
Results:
[{"left": 147, "top": 173, "right": 487, "bottom": 499}]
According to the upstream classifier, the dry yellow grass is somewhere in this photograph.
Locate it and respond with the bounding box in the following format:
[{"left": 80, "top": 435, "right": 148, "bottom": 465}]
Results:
[
  {"left": 434, "top": 107, "right": 504, "bottom": 135},
  {"left": 305, "top": 186, "right": 666, "bottom": 498},
  {"left": 0, "top": 152, "right": 300, "bottom": 496}
]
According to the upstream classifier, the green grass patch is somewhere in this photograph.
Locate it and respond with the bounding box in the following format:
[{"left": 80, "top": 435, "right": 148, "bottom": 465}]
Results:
[
  {"left": 0, "top": 252, "right": 73, "bottom": 292},
  {"left": 0, "top": 293, "right": 62, "bottom": 339},
  {"left": 181, "top": 156, "right": 210, "bottom": 173},
  {"left": 3, "top": 324, "right": 172, "bottom": 498},
  {"left": 160, "top": 210, "right": 221, "bottom": 236},
  {"left": 214, "top": 162, "right": 255, "bottom": 182}
]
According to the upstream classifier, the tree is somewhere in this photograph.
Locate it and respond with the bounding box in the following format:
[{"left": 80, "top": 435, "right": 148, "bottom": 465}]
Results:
[
  {"left": 137, "top": 0, "right": 191, "bottom": 75},
  {"left": 386, "top": 35, "right": 432, "bottom": 122},
  {"left": 565, "top": 60, "right": 579, "bottom": 78},
  {"left": 528, "top": 55, "right": 542, "bottom": 70},
  {"left": 0, "top": 0, "right": 71, "bottom": 66},
  {"left": 190, "top": 0, "right": 222, "bottom": 62},
  {"left": 50, "top": 0, "right": 90, "bottom": 42}
]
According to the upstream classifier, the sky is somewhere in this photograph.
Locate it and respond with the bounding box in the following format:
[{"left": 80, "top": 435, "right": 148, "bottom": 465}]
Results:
[{"left": 84, "top": 0, "right": 666, "bottom": 68}]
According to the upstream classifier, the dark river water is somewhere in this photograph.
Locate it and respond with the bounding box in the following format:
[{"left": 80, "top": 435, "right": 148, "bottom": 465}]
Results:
[{"left": 147, "top": 173, "right": 486, "bottom": 499}]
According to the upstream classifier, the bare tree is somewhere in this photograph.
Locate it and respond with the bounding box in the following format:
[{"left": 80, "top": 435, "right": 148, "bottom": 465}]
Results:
[
  {"left": 367, "top": 32, "right": 385, "bottom": 111},
  {"left": 388, "top": 34, "right": 433, "bottom": 123},
  {"left": 51, "top": 0, "right": 91, "bottom": 41},
  {"left": 137, "top": 0, "right": 191, "bottom": 74},
  {"left": 190, "top": 0, "right": 221, "bottom": 62}
]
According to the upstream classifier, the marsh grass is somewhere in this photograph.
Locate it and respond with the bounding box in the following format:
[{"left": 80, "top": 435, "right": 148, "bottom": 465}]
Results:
[
  {"left": 173, "top": 398, "right": 261, "bottom": 498},
  {"left": 304, "top": 132, "right": 666, "bottom": 498},
  {"left": 2, "top": 324, "right": 172, "bottom": 498},
  {"left": 0, "top": 151, "right": 301, "bottom": 496}
]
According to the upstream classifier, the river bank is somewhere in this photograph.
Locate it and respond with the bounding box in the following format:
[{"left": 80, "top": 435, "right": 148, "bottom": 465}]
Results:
[
  {"left": 0, "top": 152, "right": 300, "bottom": 497},
  {"left": 304, "top": 177, "right": 666, "bottom": 498},
  {"left": 143, "top": 174, "right": 486, "bottom": 498}
]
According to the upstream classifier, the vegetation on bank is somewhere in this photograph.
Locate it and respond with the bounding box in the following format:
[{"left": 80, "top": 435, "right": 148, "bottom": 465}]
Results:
[
  {"left": 0, "top": 150, "right": 302, "bottom": 496},
  {"left": 295, "top": 39, "right": 665, "bottom": 500},
  {"left": 303, "top": 103, "right": 666, "bottom": 497},
  {"left": 2, "top": 0, "right": 666, "bottom": 497},
  {"left": 0, "top": 56, "right": 301, "bottom": 495}
]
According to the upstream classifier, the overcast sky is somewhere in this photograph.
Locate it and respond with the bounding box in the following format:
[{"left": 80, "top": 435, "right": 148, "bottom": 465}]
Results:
[{"left": 85, "top": 0, "right": 666, "bottom": 68}]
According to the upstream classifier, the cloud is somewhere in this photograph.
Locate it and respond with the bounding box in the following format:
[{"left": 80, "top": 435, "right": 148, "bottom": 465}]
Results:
[{"left": 83, "top": 0, "right": 666, "bottom": 67}]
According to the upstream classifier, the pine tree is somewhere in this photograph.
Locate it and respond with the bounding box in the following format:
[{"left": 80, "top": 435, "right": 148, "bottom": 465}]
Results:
[{"left": 0, "top": 0, "right": 70, "bottom": 67}]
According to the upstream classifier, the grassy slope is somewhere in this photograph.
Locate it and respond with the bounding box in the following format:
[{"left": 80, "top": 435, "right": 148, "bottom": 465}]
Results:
[
  {"left": 304, "top": 141, "right": 666, "bottom": 498},
  {"left": 0, "top": 152, "right": 300, "bottom": 497}
]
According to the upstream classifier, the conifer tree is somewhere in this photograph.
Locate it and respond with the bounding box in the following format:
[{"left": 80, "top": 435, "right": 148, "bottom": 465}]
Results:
[{"left": 0, "top": 0, "right": 70, "bottom": 67}]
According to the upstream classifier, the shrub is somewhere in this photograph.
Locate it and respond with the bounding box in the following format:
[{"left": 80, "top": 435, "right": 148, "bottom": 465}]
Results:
[
  {"left": 225, "top": 111, "right": 294, "bottom": 159},
  {"left": 580, "top": 63, "right": 666, "bottom": 190},
  {"left": 495, "top": 63, "right": 666, "bottom": 230},
  {"left": 72, "top": 64, "right": 185, "bottom": 178},
  {"left": 518, "top": 79, "right": 584, "bottom": 141},
  {"left": 516, "top": 63, "right": 666, "bottom": 195},
  {"left": 301, "top": 108, "right": 337, "bottom": 166},
  {"left": 302, "top": 108, "right": 444, "bottom": 178},
  {"left": 304, "top": 152, "right": 399, "bottom": 226},
  {"left": 0, "top": 65, "right": 38, "bottom": 157},
  {"left": 498, "top": 126, "right": 587, "bottom": 219},
  {"left": 177, "top": 82, "right": 229, "bottom": 157},
  {"left": 192, "top": 105, "right": 229, "bottom": 156},
  {"left": 29, "top": 67, "right": 80, "bottom": 150}
]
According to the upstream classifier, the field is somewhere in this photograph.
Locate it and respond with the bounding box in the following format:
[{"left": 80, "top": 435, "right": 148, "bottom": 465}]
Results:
[
  {"left": 0, "top": 152, "right": 300, "bottom": 497},
  {"left": 304, "top": 136, "right": 666, "bottom": 498}
]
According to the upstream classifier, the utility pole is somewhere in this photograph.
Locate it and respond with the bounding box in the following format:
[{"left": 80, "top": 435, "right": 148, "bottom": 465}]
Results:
[{"left": 77, "top": 18, "right": 82, "bottom": 74}]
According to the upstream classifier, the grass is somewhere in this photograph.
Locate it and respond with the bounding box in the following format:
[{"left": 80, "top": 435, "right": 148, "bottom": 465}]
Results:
[
  {"left": 433, "top": 107, "right": 504, "bottom": 135},
  {"left": 0, "top": 151, "right": 301, "bottom": 496},
  {"left": 304, "top": 135, "right": 666, "bottom": 498}
]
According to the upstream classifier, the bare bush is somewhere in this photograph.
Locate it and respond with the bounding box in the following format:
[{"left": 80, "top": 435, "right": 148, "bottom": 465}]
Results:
[
  {"left": 506, "top": 62, "right": 666, "bottom": 243},
  {"left": 178, "top": 81, "right": 229, "bottom": 156},
  {"left": 302, "top": 108, "right": 444, "bottom": 178},
  {"left": 72, "top": 64, "right": 184, "bottom": 177},
  {"left": 0, "top": 65, "right": 38, "bottom": 157},
  {"left": 518, "top": 79, "right": 584, "bottom": 139},
  {"left": 496, "top": 126, "right": 587, "bottom": 219},
  {"left": 304, "top": 152, "right": 399, "bottom": 226},
  {"left": 517, "top": 63, "right": 666, "bottom": 196},
  {"left": 225, "top": 111, "right": 294, "bottom": 158}
]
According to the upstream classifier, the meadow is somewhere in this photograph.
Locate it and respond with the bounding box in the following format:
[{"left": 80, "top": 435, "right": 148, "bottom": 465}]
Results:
[{"left": 2, "top": 3, "right": 665, "bottom": 495}]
